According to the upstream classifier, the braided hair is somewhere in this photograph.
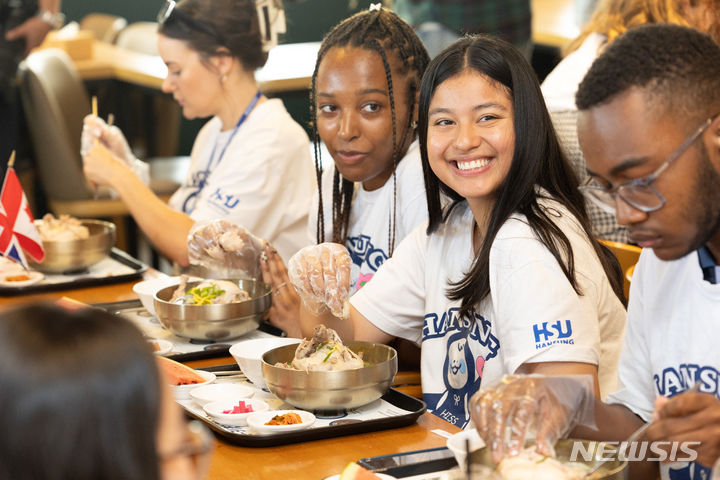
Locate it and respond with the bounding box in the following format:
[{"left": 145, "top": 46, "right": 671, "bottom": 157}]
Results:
[{"left": 310, "top": 7, "right": 429, "bottom": 255}]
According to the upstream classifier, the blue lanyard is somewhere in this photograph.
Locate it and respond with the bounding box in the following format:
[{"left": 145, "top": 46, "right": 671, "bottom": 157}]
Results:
[
  {"left": 206, "top": 89, "right": 262, "bottom": 173},
  {"left": 183, "top": 90, "right": 262, "bottom": 214}
]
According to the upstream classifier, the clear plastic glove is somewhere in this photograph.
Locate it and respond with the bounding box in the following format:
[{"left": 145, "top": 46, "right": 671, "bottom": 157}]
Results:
[
  {"left": 81, "top": 114, "right": 149, "bottom": 185},
  {"left": 287, "top": 243, "right": 351, "bottom": 319},
  {"left": 187, "top": 220, "right": 265, "bottom": 280},
  {"left": 469, "top": 374, "right": 596, "bottom": 463}
]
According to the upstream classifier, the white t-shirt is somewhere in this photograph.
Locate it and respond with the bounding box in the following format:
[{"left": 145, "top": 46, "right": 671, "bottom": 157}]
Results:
[
  {"left": 352, "top": 197, "right": 626, "bottom": 428},
  {"left": 607, "top": 249, "right": 720, "bottom": 480},
  {"left": 309, "top": 140, "right": 428, "bottom": 292},
  {"left": 541, "top": 33, "right": 606, "bottom": 112},
  {"left": 169, "top": 99, "right": 315, "bottom": 261}
]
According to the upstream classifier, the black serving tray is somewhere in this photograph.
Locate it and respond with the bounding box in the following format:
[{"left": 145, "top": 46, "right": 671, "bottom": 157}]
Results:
[
  {"left": 185, "top": 388, "right": 427, "bottom": 448},
  {"left": 0, "top": 248, "right": 146, "bottom": 296}
]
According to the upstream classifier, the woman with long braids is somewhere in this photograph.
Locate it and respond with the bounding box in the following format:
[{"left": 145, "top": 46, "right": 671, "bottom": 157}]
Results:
[
  {"left": 289, "top": 35, "right": 627, "bottom": 429},
  {"left": 261, "top": 6, "right": 430, "bottom": 340}
]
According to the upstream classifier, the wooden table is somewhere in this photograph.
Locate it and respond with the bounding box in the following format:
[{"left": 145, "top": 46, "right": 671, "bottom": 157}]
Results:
[
  {"left": 0, "top": 276, "right": 456, "bottom": 479},
  {"left": 72, "top": 40, "right": 320, "bottom": 94}
]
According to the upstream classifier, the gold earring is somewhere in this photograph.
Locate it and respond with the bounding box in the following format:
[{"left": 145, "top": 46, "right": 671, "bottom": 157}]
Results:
[{"left": 411, "top": 121, "right": 418, "bottom": 129}]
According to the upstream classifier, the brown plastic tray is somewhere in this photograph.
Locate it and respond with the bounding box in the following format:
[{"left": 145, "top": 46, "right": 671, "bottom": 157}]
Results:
[{"left": 185, "top": 387, "right": 427, "bottom": 448}]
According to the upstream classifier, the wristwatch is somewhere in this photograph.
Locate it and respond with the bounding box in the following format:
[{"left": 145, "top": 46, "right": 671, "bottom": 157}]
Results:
[{"left": 37, "top": 9, "right": 66, "bottom": 29}]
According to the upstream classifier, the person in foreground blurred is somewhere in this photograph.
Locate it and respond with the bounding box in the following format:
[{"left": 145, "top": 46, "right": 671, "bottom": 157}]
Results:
[
  {"left": 541, "top": 0, "right": 720, "bottom": 243},
  {"left": 82, "top": 0, "right": 314, "bottom": 266},
  {"left": 0, "top": 303, "right": 212, "bottom": 480},
  {"left": 472, "top": 24, "right": 720, "bottom": 480},
  {"left": 287, "top": 35, "right": 627, "bottom": 429}
]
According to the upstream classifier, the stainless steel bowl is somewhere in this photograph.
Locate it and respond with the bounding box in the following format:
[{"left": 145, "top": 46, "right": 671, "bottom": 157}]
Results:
[
  {"left": 472, "top": 439, "right": 627, "bottom": 479},
  {"left": 29, "top": 219, "right": 115, "bottom": 273},
  {"left": 261, "top": 341, "right": 398, "bottom": 411},
  {"left": 153, "top": 279, "right": 271, "bottom": 341}
]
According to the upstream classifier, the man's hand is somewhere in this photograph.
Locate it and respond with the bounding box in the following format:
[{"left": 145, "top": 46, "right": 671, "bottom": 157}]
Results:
[
  {"left": 648, "top": 392, "right": 720, "bottom": 468},
  {"left": 5, "top": 17, "right": 52, "bottom": 57}
]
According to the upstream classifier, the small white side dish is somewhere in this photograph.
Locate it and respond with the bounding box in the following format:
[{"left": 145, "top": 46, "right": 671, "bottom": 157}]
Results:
[
  {"left": 203, "top": 398, "right": 269, "bottom": 427},
  {"left": 170, "top": 370, "right": 216, "bottom": 400},
  {"left": 133, "top": 276, "right": 199, "bottom": 315},
  {"left": 246, "top": 409, "right": 316, "bottom": 434},
  {"left": 148, "top": 338, "right": 173, "bottom": 356},
  {"left": 446, "top": 428, "right": 485, "bottom": 472},
  {"left": 190, "top": 383, "right": 255, "bottom": 407},
  {"left": 0, "top": 271, "right": 44, "bottom": 287},
  {"left": 229, "top": 337, "right": 301, "bottom": 390}
]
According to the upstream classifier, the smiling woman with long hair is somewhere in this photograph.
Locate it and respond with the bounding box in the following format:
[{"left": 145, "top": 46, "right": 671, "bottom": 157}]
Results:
[{"left": 289, "top": 35, "right": 626, "bottom": 429}]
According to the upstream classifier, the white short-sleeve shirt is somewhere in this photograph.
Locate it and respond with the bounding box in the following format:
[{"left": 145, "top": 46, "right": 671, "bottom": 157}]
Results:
[
  {"left": 352, "top": 197, "right": 626, "bottom": 428},
  {"left": 169, "top": 99, "right": 315, "bottom": 261},
  {"left": 607, "top": 248, "right": 720, "bottom": 480},
  {"left": 309, "top": 140, "right": 428, "bottom": 293}
]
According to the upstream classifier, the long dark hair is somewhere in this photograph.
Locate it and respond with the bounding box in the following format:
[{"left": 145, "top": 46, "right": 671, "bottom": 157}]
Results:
[
  {"left": 0, "top": 304, "right": 161, "bottom": 480},
  {"left": 418, "top": 35, "right": 625, "bottom": 321},
  {"left": 311, "top": 7, "right": 429, "bottom": 255},
  {"left": 159, "top": 0, "right": 268, "bottom": 70}
]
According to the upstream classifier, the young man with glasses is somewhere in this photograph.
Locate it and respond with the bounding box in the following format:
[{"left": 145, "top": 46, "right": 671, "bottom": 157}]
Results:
[{"left": 469, "top": 24, "right": 720, "bottom": 480}]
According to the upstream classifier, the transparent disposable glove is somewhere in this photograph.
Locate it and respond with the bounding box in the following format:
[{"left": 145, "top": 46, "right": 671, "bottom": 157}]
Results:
[
  {"left": 187, "top": 220, "right": 265, "bottom": 280},
  {"left": 287, "top": 243, "right": 351, "bottom": 319},
  {"left": 81, "top": 114, "right": 149, "bottom": 185},
  {"left": 470, "top": 374, "right": 596, "bottom": 463}
]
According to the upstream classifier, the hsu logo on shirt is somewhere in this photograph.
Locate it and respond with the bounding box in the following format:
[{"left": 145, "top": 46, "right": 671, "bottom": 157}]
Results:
[
  {"left": 207, "top": 187, "right": 241, "bottom": 214},
  {"left": 532, "top": 320, "right": 574, "bottom": 349}
]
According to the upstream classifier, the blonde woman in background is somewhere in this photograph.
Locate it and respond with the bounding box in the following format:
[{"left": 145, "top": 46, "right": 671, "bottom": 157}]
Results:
[{"left": 541, "top": 0, "right": 720, "bottom": 243}]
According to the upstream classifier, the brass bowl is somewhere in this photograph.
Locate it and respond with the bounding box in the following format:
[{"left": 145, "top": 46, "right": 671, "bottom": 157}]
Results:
[
  {"left": 471, "top": 439, "right": 628, "bottom": 479},
  {"left": 29, "top": 219, "right": 115, "bottom": 273},
  {"left": 153, "top": 279, "right": 271, "bottom": 341},
  {"left": 261, "top": 341, "right": 398, "bottom": 411}
]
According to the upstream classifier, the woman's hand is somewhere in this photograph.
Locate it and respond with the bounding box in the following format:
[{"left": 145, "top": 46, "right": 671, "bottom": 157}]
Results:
[
  {"left": 260, "top": 244, "right": 302, "bottom": 337},
  {"left": 287, "top": 243, "right": 351, "bottom": 320},
  {"left": 83, "top": 142, "right": 130, "bottom": 189},
  {"left": 81, "top": 115, "right": 135, "bottom": 163},
  {"left": 470, "top": 374, "right": 596, "bottom": 463}
]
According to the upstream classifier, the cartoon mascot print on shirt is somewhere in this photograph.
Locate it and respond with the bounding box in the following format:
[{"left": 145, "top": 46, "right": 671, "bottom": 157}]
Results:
[{"left": 433, "top": 330, "right": 484, "bottom": 428}]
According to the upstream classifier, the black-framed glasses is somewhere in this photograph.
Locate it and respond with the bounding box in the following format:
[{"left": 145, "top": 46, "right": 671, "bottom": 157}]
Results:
[
  {"left": 580, "top": 115, "right": 718, "bottom": 214},
  {"left": 159, "top": 420, "right": 214, "bottom": 479},
  {"left": 157, "top": 0, "right": 225, "bottom": 45}
]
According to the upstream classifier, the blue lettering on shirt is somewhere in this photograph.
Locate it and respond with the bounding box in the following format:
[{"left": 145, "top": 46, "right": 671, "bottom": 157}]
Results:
[
  {"left": 346, "top": 234, "right": 388, "bottom": 271},
  {"left": 532, "top": 320, "right": 574, "bottom": 349},
  {"left": 207, "top": 188, "right": 241, "bottom": 214},
  {"left": 654, "top": 366, "right": 719, "bottom": 480},
  {"left": 346, "top": 235, "right": 389, "bottom": 291},
  {"left": 654, "top": 365, "right": 720, "bottom": 399}
]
